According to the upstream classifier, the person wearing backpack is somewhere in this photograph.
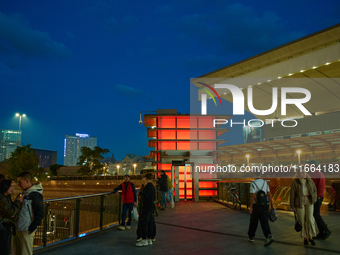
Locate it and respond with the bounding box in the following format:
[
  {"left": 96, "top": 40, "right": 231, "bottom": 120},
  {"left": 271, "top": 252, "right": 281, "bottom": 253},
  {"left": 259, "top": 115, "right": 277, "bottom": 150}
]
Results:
[{"left": 248, "top": 173, "right": 274, "bottom": 246}]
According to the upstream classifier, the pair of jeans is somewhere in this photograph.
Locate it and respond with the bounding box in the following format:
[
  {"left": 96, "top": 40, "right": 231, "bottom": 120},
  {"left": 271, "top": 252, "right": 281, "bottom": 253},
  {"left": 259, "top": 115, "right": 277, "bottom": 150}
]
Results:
[
  {"left": 167, "top": 188, "right": 174, "bottom": 207},
  {"left": 161, "top": 191, "right": 167, "bottom": 209},
  {"left": 248, "top": 204, "right": 271, "bottom": 238},
  {"left": 121, "top": 203, "right": 133, "bottom": 226},
  {"left": 313, "top": 197, "right": 327, "bottom": 235}
]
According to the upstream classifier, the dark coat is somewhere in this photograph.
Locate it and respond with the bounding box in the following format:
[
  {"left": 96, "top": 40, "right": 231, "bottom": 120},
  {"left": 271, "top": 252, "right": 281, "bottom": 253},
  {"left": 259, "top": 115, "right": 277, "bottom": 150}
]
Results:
[{"left": 157, "top": 174, "right": 168, "bottom": 192}]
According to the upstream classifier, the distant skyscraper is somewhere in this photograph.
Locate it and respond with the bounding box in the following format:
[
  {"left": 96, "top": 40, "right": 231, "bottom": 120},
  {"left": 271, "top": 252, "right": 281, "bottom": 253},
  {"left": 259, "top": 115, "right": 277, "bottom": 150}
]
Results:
[
  {"left": 0, "top": 129, "right": 21, "bottom": 162},
  {"left": 63, "top": 133, "right": 97, "bottom": 166}
]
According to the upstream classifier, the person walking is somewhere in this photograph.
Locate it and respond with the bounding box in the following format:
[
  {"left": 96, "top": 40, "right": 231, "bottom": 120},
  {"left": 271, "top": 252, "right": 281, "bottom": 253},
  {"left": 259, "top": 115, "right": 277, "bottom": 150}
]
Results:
[
  {"left": 157, "top": 171, "right": 168, "bottom": 210},
  {"left": 13, "top": 172, "right": 44, "bottom": 255},
  {"left": 290, "top": 169, "right": 318, "bottom": 245},
  {"left": 136, "top": 173, "right": 156, "bottom": 247},
  {"left": 166, "top": 174, "right": 174, "bottom": 208},
  {"left": 308, "top": 160, "right": 331, "bottom": 239},
  {"left": 113, "top": 174, "right": 137, "bottom": 230},
  {"left": 0, "top": 180, "right": 23, "bottom": 255},
  {"left": 248, "top": 173, "right": 275, "bottom": 246}
]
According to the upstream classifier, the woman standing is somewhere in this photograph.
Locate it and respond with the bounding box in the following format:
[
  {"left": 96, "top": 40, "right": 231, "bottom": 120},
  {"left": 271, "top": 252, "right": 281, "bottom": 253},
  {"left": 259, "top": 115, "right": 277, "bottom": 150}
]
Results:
[
  {"left": 290, "top": 169, "right": 318, "bottom": 245},
  {"left": 0, "top": 179, "right": 23, "bottom": 255}
]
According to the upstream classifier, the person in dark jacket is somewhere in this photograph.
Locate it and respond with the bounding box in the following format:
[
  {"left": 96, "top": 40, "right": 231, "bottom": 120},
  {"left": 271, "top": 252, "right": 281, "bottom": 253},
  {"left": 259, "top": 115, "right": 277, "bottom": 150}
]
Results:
[
  {"left": 136, "top": 176, "right": 146, "bottom": 241},
  {"left": 114, "top": 174, "right": 137, "bottom": 230},
  {"left": 0, "top": 179, "right": 23, "bottom": 255},
  {"left": 157, "top": 171, "right": 168, "bottom": 210},
  {"left": 13, "top": 172, "right": 44, "bottom": 255},
  {"left": 136, "top": 173, "right": 156, "bottom": 247},
  {"left": 308, "top": 160, "right": 331, "bottom": 239}
]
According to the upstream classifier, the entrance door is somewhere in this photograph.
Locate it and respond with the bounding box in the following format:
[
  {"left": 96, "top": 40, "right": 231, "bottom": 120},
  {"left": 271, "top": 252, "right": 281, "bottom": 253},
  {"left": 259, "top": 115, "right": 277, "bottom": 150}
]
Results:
[{"left": 174, "top": 164, "right": 192, "bottom": 201}]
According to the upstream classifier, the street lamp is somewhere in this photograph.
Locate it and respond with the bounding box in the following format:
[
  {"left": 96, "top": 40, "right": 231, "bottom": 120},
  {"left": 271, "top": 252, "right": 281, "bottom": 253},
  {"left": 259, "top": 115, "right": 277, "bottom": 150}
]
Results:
[
  {"left": 245, "top": 154, "right": 250, "bottom": 166},
  {"left": 15, "top": 113, "right": 26, "bottom": 146},
  {"left": 116, "top": 165, "right": 120, "bottom": 175},
  {"left": 297, "top": 150, "right": 301, "bottom": 165},
  {"left": 133, "top": 164, "right": 137, "bottom": 175}
]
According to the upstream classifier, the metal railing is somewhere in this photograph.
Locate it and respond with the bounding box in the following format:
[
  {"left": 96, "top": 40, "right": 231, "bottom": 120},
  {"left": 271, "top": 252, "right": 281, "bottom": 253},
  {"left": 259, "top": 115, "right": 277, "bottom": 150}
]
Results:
[
  {"left": 216, "top": 181, "right": 252, "bottom": 209},
  {"left": 272, "top": 185, "right": 337, "bottom": 210},
  {"left": 33, "top": 192, "right": 121, "bottom": 251}
]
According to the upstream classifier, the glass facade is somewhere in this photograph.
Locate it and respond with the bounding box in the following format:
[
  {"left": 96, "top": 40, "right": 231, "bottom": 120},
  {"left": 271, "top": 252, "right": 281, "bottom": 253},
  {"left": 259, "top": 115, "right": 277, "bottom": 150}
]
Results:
[
  {"left": 0, "top": 129, "right": 21, "bottom": 162},
  {"left": 63, "top": 134, "right": 97, "bottom": 166}
]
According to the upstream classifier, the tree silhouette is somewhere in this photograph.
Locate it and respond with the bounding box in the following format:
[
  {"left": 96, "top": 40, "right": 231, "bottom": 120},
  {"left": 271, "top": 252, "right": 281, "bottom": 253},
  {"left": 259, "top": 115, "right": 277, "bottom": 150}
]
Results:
[
  {"left": 77, "top": 146, "right": 109, "bottom": 175},
  {"left": 7, "top": 144, "right": 41, "bottom": 180}
]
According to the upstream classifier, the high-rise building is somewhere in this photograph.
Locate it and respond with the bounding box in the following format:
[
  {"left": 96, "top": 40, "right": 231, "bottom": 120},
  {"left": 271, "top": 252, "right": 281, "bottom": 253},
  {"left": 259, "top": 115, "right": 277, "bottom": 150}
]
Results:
[
  {"left": 63, "top": 133, "right": 97, "bottom": 166},
  {"left": 0, "top": 129, "right": 21, "bottom": 162}
]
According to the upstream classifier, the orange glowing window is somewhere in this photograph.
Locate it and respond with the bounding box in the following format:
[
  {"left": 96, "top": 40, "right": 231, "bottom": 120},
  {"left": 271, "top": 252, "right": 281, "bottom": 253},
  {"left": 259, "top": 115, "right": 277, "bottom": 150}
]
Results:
[
  {"left": 198, "top": 117, "right": 214, "bottom": 128},
  {"left": 199, "top": 130, "right": 216, "bottom": 140},
  {"left": 158, "top": 117, "right": 176, "bottom": 128},
  {"left": 161, "top": 164, "right": 172, "bottom": 170},
  {"left": 177, "top": 130, "right": 190, "bottom": 139},
  {"left": 177, "top": 141, "right": 190, "bottom": 150},
  {"left": 158, "top": 130, "right": 176, "bottom": 139},
  {"left": 158, "top": 141, "right": 176, "bottom": 150},
  {"left": 189, "top": 130, "right": 198, "bottom": 140},
  {"left": 190, "top": 142, "right": 198, "bottom": 150},
  {"left": 199, "top": 142, "right": 215, "bottom": 150},
  {"left": 177, "top": 117, "right": 191, "bottom": 128}
]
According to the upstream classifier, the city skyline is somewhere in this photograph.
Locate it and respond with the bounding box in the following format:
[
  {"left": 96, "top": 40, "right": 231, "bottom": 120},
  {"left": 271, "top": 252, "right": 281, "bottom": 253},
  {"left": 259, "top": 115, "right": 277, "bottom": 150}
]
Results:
[{"left": 1, "top": 1, "right": 339, "bottom": 165}]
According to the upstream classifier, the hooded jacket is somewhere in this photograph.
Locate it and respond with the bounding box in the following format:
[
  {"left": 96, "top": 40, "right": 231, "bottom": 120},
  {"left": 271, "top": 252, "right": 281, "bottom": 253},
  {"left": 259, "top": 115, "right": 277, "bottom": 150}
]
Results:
[
  {"left": 16, "top": 182, "right": 44, "bottom": 232},
  {"left": 290, "top": 175, "right": 317, "bottom": 209}
]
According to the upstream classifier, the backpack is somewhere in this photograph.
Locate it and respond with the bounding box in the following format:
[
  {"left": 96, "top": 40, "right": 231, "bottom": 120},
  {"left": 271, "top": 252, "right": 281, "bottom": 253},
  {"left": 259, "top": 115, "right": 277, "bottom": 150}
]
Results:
[{"left": 253, "top": 180, "right": 268, "bottom": 205}]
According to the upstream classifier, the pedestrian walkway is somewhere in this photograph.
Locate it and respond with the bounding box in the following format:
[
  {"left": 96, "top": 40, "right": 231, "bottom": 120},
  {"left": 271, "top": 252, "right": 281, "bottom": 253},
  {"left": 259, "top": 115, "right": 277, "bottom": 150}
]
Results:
[{"left": 36, "top": 201, "right": 340, "bottom": 255}]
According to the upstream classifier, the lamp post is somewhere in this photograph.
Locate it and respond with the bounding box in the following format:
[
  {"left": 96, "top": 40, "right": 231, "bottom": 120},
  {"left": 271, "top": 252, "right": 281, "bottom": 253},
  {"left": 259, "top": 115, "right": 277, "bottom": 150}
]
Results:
[
  {"left": 133, "top": 164, "right": 137, "bottom": 175},
  {"left": 297, "top": 150, "right": 301, "bottom": 165},
  {"left": 15, "top": 113, "right": 26, "bottom": 146},
  {"left": 116, "top": 165, "right": 120, "bottom": 175},
  {"left": 245, "top": 154, "right": 250, "bottom": 166}
]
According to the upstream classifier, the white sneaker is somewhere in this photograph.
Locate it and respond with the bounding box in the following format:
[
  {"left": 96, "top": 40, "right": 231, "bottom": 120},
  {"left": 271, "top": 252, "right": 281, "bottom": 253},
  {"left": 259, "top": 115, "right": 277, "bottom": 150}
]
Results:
[
  {"left": 136, "top": 237, "right": 142, "bottom": 242},
  {"left": 125, "top": 226, "right": 131, "bottom": 230},
  {"left": 152, "top": 238, "right": 156, "bottom": 242},
  {"left": 148, "top": 239, "right": 153, "bottom": 245},
  {"left": 136, "top": 240, "right": 148, "bottom": 247},
  {"left": 118, "top": 226, "right": 125, "bottom": 230}
]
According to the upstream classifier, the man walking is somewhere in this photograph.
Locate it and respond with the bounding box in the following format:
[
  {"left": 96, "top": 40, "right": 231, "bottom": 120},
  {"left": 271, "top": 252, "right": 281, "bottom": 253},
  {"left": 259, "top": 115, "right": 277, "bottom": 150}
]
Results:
[
  {"left": 114, "top": 174, "right": 137, "bottom": 230},
  {"left": 13, "top": 172, "right": 44, "bottom": 255},
  {"left": 308, "top": 160, "right": 331, "bottom": 239},
  {"left": 136, "top": 173, "right": 156, "bottom": 247},
  {"left": 248, "top": 173, "right": 274, "bottom": 246},
  {"left": 157, "top": 171, "right": 168, "bottom": 210}
]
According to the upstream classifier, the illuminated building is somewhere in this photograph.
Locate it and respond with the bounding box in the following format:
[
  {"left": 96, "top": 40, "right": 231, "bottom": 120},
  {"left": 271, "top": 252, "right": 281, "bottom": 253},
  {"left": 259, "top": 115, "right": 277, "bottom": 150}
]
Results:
[
  {"left": 144, "top": 109, "right": 229, "bottom": 201},
  {"left": 63, "top": 133, "right": 97, "bottom": 166},
  {"left": 0, "top": 129, "right": 20, "bottom": 162}
]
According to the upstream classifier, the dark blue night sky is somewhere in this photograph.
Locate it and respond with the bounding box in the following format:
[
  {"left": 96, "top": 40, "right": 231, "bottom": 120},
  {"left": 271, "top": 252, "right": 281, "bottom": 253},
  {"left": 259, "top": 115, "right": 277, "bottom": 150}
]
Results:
[{"left": 1, "top": 0, "right": 339, "bottom": 164}]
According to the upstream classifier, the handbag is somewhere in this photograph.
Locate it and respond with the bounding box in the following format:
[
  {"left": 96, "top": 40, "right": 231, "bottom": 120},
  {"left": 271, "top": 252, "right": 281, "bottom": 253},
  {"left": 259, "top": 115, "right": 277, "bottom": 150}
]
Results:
[
  {"left": 132, "top": 206, "right": 139, "bottom": 221},
  {"left": 294, "top": 212, "right": 302, "bottom": 232}
]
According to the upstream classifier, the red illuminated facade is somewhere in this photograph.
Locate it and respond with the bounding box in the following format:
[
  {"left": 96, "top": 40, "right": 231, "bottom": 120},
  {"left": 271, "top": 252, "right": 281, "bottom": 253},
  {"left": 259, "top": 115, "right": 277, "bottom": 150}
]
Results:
[{"left": 144, "top": 109, "right": 229, "bottom": 201}]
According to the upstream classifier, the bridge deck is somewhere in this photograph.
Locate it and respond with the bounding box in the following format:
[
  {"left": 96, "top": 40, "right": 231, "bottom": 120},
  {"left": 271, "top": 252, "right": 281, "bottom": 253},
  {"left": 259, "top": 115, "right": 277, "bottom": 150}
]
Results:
[{"left": 36, "top": 201, "right": 340, "bottom": 255}]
